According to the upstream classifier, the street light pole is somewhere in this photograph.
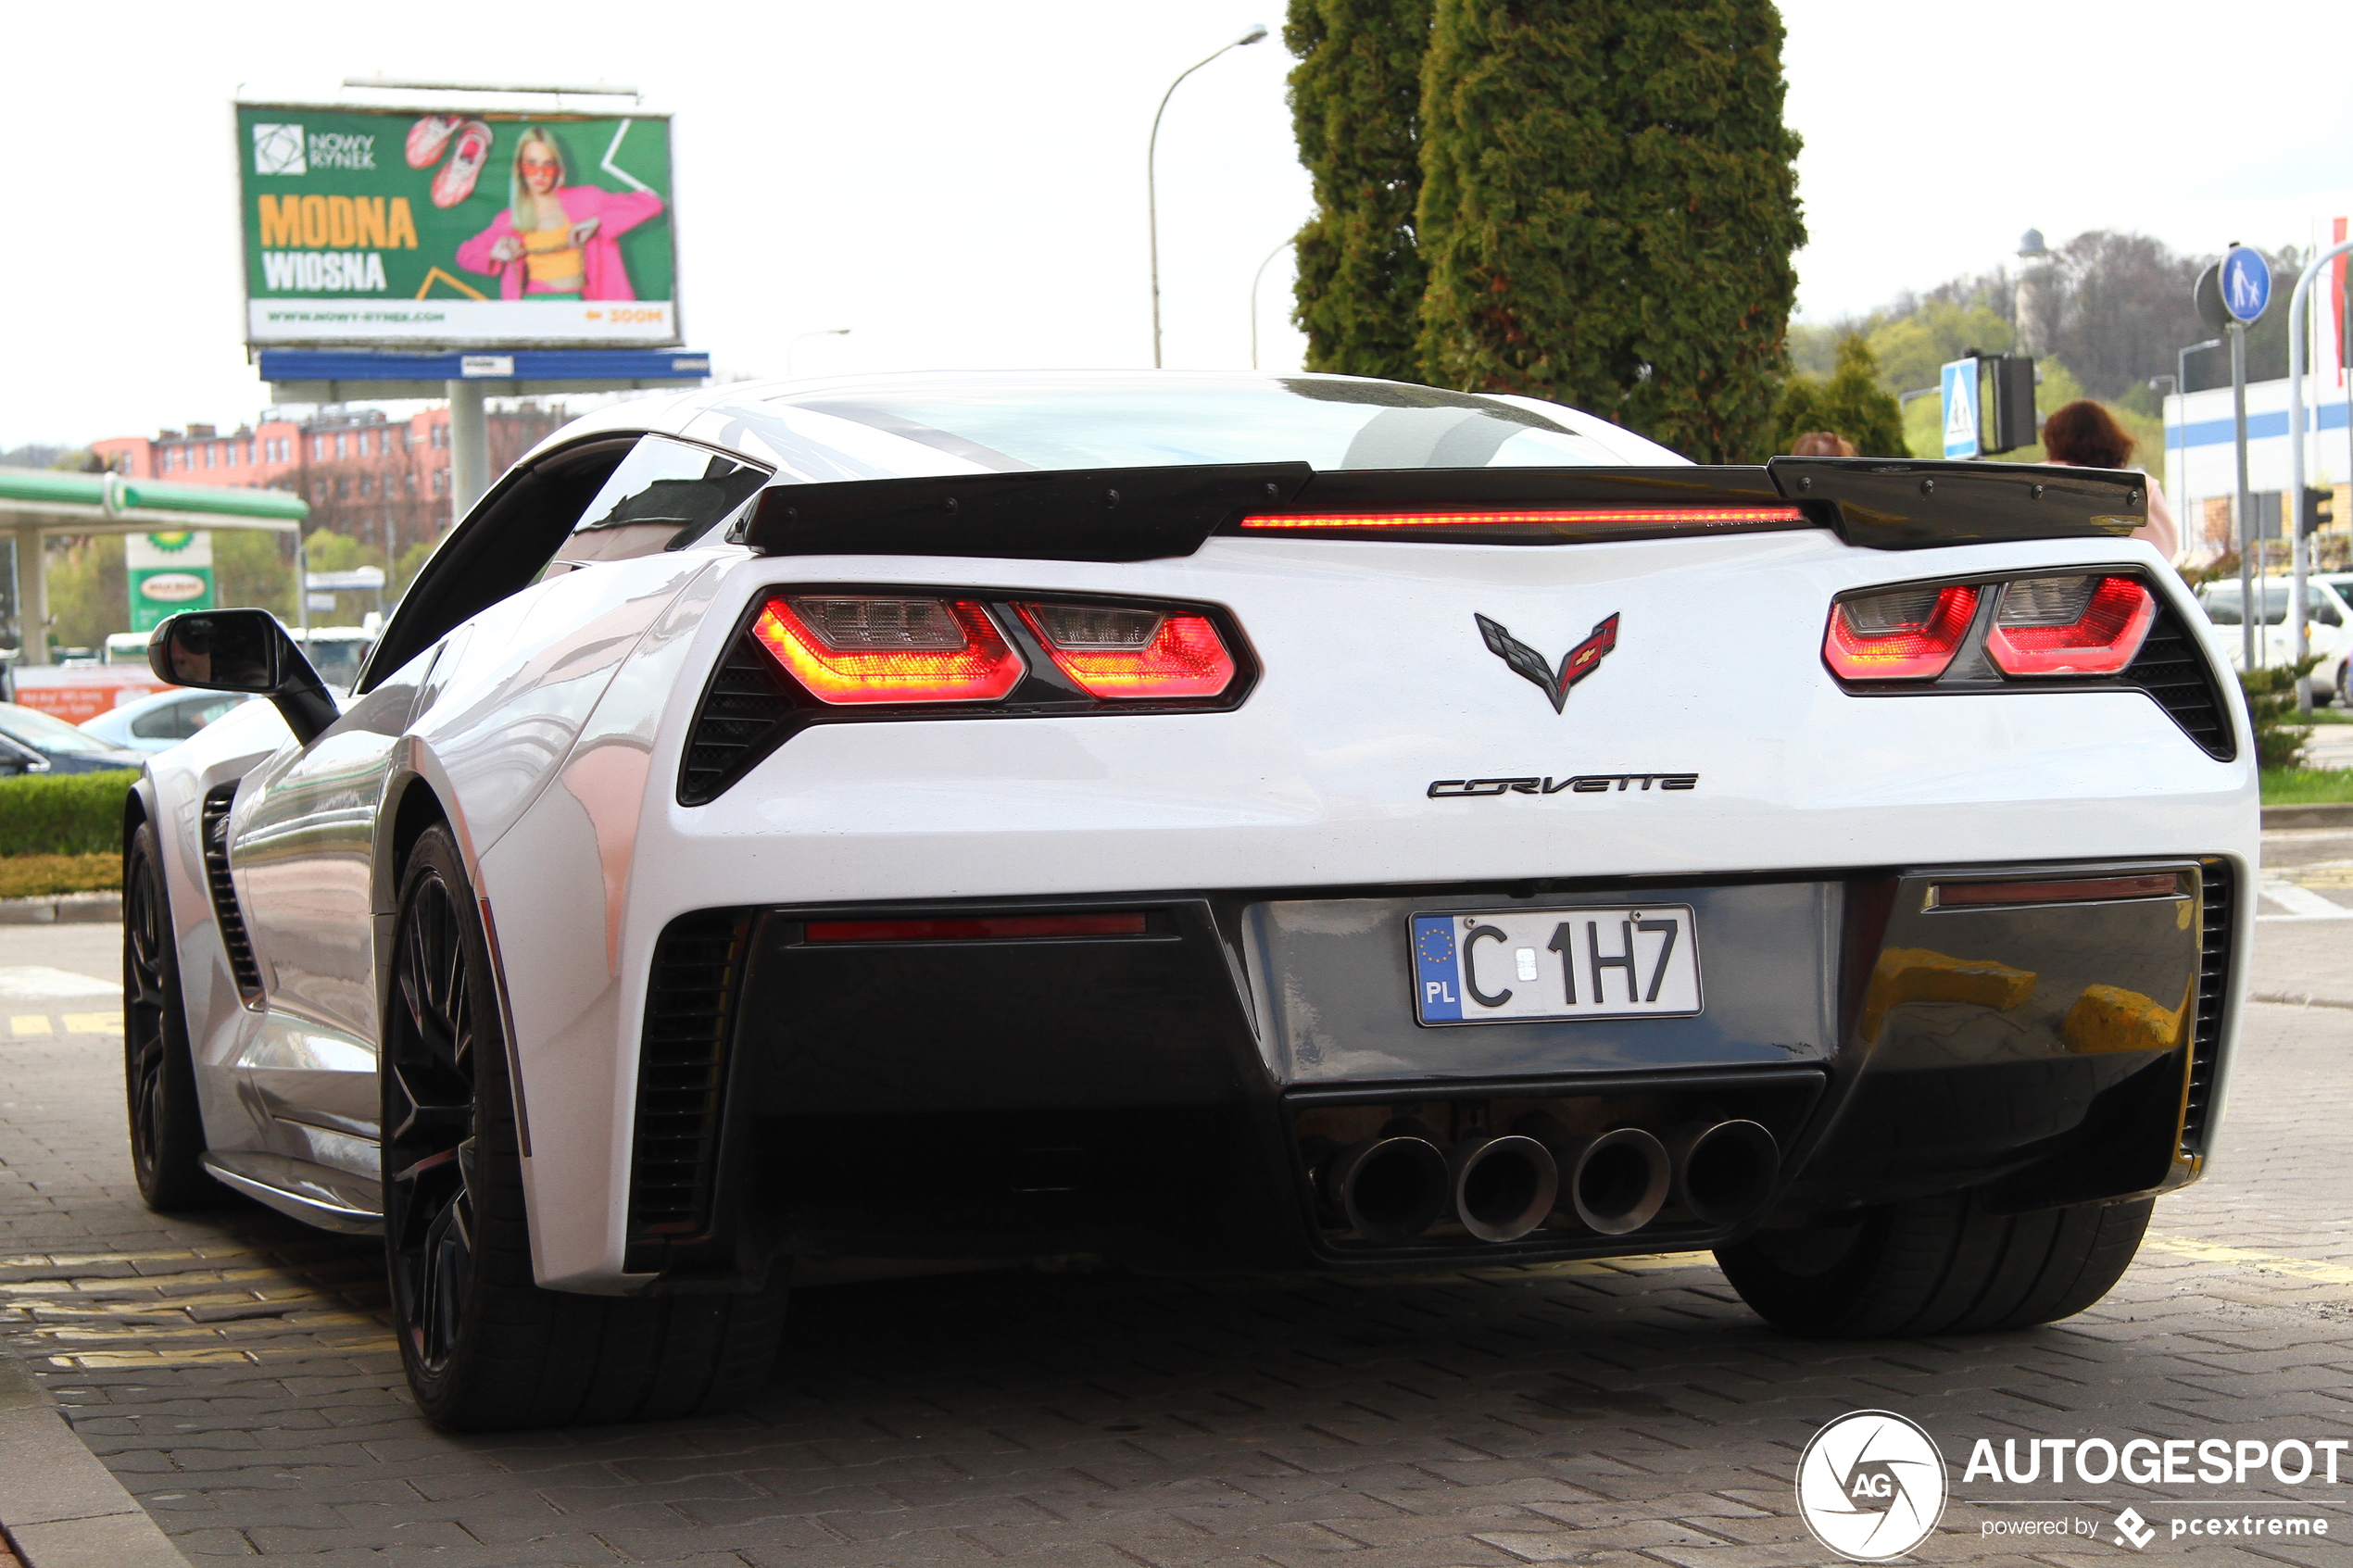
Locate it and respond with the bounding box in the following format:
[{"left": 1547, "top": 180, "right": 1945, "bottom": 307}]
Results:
[
  {"left": 2174, "top": 338, "right": 2221, "bottom": 551},
  {"left": 2284, "top": 237, "right": 2353, "bottom": 715},
  {"left": 1149, "top": 24, "right": 1267, "bottom": 370},
  {"left": 1249, "top": 237, "right": 1289, "bottom": 370}
]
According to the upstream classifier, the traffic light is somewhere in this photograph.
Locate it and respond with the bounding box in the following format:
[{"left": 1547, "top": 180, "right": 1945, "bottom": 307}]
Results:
[
  {"left": 1984, "top": 356, "right": 2038, "bottom": 455},
  {"left": 2301, "top": 486, "right": 2335, "bottom": 538}
]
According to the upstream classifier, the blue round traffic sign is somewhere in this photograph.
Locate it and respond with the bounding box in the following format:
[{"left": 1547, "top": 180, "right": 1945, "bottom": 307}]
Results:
[{"left": 2220, "top": 246, "right": 2271, "bottom": 324}]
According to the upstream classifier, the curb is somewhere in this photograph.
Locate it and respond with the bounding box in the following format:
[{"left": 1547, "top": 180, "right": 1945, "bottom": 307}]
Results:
[
  {"left": 0, "top": 1352, "right": 188, "bottom": 1568},
  {"left": 2261, "top": 802, "right": 2353, "bottom": 830},
  {"left": 0, "top": 895, "right": 120, "bottom": 927}
]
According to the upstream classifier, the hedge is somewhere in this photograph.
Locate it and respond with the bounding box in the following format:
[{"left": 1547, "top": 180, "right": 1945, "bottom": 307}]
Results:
[{"left": 0, "top": 771, "right": 140, "bottom": 858}]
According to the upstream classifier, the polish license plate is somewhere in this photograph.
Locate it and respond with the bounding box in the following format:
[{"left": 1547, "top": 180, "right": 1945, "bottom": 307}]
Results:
[{"left": 1411, "top": 906, "right": 1702, "bottom": 1025}]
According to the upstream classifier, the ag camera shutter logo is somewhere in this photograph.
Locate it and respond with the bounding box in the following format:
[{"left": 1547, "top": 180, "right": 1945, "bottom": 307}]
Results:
[
  {"left": 1797, "top": 1411, "right": 1949, "bottom": 1562},
  {"left": 253, "top": 123, "right": 306, "bottom": 176}
]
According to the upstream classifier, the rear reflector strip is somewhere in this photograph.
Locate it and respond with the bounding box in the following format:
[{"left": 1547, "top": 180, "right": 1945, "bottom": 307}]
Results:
[
  {"left": 1930, "top": 872, "right": 2183, "bottom": 909},
  {"left": 1239, "top": 506, "right": 1806, "bottom": 532},
  {"left": 804, "top": 913, "right": 1151, "bottom": 943}
]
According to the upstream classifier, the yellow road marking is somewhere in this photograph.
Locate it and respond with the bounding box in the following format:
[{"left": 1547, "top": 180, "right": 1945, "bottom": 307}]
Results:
[
  {"left": 2142, "top": 1232, "right": 2353, "bottom": 1286},
  {"left": 7, "top": 1015, "right": 52, "bottom": 1035},
  {"left": 62, "top": 1011, "right": 122, "bottom": 1034}
]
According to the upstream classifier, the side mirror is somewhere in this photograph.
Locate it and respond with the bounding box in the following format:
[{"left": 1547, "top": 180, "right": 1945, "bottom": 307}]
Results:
[
  {"left": 0, "top": 734, "right": 45, "bottom": 776},
  {"left": 148, "top": 610, "right": 337, "bottom": 745}
]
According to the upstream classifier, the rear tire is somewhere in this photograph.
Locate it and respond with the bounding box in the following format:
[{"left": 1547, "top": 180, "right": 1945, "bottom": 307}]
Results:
[
  {"left": 1716, "top": 1190, "right": 2151, "bottom": 1338},
  {"left": 383, "top": 825, "right": 787, "bottom": 1431},
  {"left": 122, "top": 820, "right": 225, "bottom": 1210}
]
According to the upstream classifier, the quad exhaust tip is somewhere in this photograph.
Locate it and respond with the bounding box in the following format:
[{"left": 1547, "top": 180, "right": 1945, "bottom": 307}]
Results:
[
  {"left": 1448, "top": 1135, "right": 1559, "bottom": 1243},
  {"left": 1325, "top": 1134, "right": 1449, "bottom": 1243},
  {"left": 1322, "top": 1115, "right": 1778, "bottom": 1246},
  {"left": 1669, "top": 1119, "right": 1780, "bottom": 1227},
  {"left": 1566, "top": 1127, "right": 1672, "bottom": 1236}
]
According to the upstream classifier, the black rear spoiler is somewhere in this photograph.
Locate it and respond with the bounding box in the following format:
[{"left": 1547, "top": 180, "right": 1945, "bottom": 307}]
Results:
[{"left": 733, "top": 457, "right": 2145, "bottom": 562}]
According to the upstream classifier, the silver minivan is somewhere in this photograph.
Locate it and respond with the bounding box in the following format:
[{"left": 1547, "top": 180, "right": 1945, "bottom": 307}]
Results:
[{"left": 2197, "top": 577, "right": 2353, "bottom": 701}]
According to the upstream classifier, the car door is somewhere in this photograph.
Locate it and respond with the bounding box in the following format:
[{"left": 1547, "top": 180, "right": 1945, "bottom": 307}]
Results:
[
  {"left": 226, "top": 433, "right": 764, "bottom": 1160},
  {"left": 225, "top": 435, "right": 643, "bottom": 1155}
]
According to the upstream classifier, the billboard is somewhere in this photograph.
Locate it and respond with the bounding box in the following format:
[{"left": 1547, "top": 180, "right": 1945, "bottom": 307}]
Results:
[
  {"left": 235, "top": 104, "right": 679, "bottom": 348},
  {"left": 125, "top": 531, "right": 215, "bottom": 633}
]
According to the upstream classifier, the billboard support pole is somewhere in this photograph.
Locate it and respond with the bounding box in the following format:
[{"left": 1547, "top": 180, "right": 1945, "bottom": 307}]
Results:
[
  {"left": 447, "top": 380, "right": 490, "bottom": 525},
  {"left": 2284, "top": 238, "right": 2353, "bottom": 717},
  {"left": 13, "top": 524, "right": 43, "bottom": 667}
]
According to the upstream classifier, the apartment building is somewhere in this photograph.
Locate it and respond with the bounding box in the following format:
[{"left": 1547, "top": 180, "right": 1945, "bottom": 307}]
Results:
[{"left": 91, "top": 403, "right": 563, "bottom": 560}]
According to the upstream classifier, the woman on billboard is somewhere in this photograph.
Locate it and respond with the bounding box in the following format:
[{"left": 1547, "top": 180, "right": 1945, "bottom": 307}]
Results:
[{"left": 456, "top": 128, "right": 663, "bottom": 301}]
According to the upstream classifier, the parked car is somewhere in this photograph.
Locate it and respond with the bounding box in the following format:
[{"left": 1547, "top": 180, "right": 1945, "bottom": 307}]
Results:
[
  {"left": 79, "top": 688, "right": 260, "bottom": 756},
  {"left": 0, "top": 699, "right": 147, "bottom": 773},
  {"left": 128, "top": 371, "right": 2254, "bottom": 1433},
  {"left": 2196, "top": 576, "right": 2353, "bottom": 701}
]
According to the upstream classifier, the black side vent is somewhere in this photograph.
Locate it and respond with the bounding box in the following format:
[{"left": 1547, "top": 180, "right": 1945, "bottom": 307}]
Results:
[
  {"left": 2182, "top": 859, "right": 2233, "bottom": 1157},
  {"left": 627, "top": 909, "right": 754, "bottom": 1250},
  {"left": 678, "top": 623, "right": 800, "bottom": 806},
  {"left": 2123, "top": 602, "right": 2235, "bottom": 760},
  {"left": 201, "top": 785, "right": 264, "bottom": 1007}
]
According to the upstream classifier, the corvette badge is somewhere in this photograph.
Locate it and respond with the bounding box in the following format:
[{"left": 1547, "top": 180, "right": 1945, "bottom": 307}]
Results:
[{"left": 1475, "top": 612, "right": 1620, "bottom": 712}]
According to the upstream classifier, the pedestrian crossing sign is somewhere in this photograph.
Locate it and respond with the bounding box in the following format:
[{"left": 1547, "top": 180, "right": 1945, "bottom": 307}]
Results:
[{"left": 1942, "top": 358, "right": 1981, "bottom": 459}]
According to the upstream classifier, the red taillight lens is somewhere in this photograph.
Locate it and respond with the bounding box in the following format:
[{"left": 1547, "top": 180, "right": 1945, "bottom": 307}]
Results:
[
  {"left": 752, "top": 596, "right": 1024, "bottom": 704},
  {"left": 1824, "top": 584, "right": 1981, "bottom": 681},
  {"left": 1985, "top": 575, "right": 2155, "bottom": 676},
  {"left": 1015, "top": 602, "right": 1237, "bottom": 699}
]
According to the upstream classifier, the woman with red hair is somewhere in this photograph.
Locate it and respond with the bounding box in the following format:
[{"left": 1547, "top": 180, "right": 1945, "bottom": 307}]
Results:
[{"left": 2040, "top": 400, "right": 2178, "bottom": 560}]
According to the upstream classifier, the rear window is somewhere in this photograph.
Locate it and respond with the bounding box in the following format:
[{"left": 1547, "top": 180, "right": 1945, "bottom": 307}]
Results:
[{"left": 774, "top": 374, "right": 1628, "bottom": 474}]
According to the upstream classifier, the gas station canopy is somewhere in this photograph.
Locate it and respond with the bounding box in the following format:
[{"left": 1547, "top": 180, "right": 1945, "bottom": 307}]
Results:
[{"left": 2, "top": 466, "right": 309, "bottom": 668}]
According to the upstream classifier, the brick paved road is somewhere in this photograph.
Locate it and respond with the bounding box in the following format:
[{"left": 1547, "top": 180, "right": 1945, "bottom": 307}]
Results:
[{"left": 5, "top": 891, "right": 2353, "bottom": 1566}]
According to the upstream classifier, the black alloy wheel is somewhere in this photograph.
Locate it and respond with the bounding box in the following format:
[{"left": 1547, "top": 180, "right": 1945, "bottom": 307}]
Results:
[
  {"left": 382, "top": 824, "right": 790, "bottom": 1430},
  {"left": 122, "top": 820, "right": 223, "bottom": 1210},
  {"left": 383, "top": 838, "right": 481, "bottom": 1378}
]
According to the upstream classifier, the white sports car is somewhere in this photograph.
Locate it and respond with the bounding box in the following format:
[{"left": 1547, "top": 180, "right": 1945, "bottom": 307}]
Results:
[{"left": 126, "top": 372, "right": 2255, "bottom": 1431}]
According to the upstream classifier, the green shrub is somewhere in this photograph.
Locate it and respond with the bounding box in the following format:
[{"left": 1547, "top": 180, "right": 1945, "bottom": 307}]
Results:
[
  {"left": 2239, "top": 661, "right": 2320, "bottom": 771},
  {"left": 0, "top": 771, "right": 140, "bottom": 859}
]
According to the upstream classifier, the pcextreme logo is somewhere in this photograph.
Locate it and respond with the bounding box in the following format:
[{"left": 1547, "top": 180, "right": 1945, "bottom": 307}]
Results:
[{"left": 1796, "top": 1411, "right": 1948, "bottom": 1562}]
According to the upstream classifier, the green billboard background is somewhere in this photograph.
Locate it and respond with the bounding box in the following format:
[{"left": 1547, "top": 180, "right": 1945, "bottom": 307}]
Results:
[{"left": 236, "top": 104, "right": 677, "bottom": 347}]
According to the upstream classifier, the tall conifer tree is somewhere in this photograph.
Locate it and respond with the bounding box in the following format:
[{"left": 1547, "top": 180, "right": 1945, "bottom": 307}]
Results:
[
  {"left": 1286, "top": 0, "right": 1432, "bottom": 380},
  {"left": 1415, "top": 0, "right": 1804, "bottom": 461}
]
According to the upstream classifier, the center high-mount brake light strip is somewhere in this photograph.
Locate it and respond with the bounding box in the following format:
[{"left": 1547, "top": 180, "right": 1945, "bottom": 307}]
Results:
[{"left": 1239, "top": 507, "right": 1808, "bottom": 530}]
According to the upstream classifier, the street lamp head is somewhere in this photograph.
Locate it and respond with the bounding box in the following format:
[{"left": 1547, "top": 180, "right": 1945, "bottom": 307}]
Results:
[{"left": 1236, "top": 23, "right": 1269, "bottom": 44}]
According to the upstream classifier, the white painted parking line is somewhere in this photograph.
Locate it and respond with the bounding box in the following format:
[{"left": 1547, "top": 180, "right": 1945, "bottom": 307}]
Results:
[
  {"left": 0, "top": 966, "right": 119, "bottom": 1001},
  {"left": 2259, "top": 879, "right": 2353, "bottom": 921}
]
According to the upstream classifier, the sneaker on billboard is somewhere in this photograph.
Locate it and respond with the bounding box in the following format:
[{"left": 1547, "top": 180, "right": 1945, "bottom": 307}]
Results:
[
  {"left": 431, "top": 121, "right": 495, "bottom": 208},
  {"left": 405, "top": 115, "right": 464, "bottom": 169}
]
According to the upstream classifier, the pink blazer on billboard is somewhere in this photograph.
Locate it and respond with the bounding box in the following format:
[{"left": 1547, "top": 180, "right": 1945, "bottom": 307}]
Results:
[{"left": 456, "top": 187, "right": 664, "bottom": 301}]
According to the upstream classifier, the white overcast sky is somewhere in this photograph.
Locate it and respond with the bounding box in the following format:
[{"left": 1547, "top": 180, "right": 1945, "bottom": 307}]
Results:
[{"left": 5, "top": 0, "right": 2349, "bottom": 446}]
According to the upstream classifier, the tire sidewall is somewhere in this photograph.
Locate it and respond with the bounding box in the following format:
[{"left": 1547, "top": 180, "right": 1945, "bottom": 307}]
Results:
[{"left": 384, "top": 824, "right": 521, "bottom": 1422}]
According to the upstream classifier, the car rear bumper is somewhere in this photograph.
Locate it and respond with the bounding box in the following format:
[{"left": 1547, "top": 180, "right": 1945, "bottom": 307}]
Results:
[{"left": 615, "top": 856, "right": 2235, "bottom": 1290}]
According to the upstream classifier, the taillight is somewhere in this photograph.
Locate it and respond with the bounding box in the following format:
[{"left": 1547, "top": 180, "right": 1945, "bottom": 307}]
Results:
[
  {"left": 1985, "top": 575, "right": 2155, "bottom": 676},
  {"left": 1015, "top": 602, "right": 1237, "bottom": 699},
  {"left": 1823, "top": 584, "right": 1980, "bottom": 680},
  {"left": 751, "top": 596, "right": 1024, "bottom": 704}
]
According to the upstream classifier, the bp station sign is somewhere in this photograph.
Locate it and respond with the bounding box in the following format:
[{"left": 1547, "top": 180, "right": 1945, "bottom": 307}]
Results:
[{"left": 126, "top": 532, "right": 216, "bottom": 633}]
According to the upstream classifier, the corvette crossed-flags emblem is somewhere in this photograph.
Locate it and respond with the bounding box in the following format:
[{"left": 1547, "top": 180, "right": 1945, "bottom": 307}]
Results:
[{"left": 1475, "top": 611, "right": 1621, "bottom": 713}]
